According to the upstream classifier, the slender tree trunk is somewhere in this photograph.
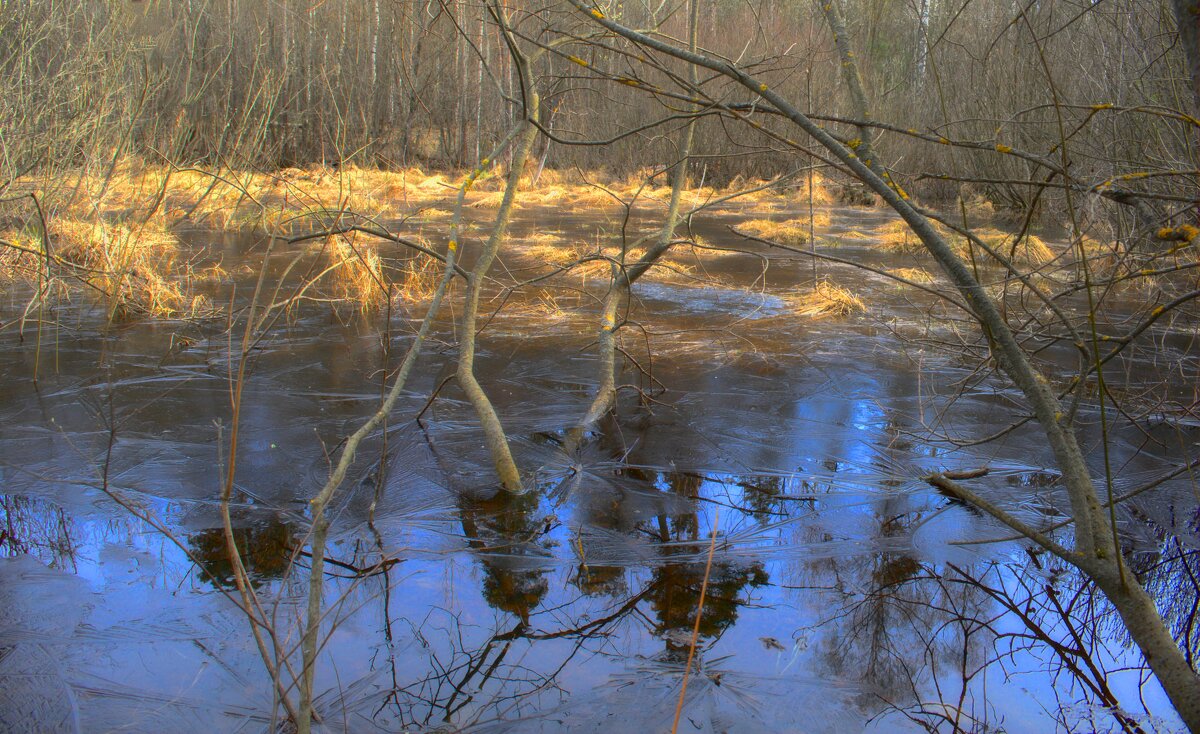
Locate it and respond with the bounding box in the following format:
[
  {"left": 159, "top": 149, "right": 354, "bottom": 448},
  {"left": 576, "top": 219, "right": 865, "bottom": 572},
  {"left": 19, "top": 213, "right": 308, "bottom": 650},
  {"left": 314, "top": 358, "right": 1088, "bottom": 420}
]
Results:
[
  {"left": 295, "top": 126, "right": 525, "bottom": 733},
  {"left": 575, "top": 0, "right": 700, "bottom": 436},
  {"left": 454, "top": 123, "right": 535, "bottom": 492},
  {"left": 1171, "top": 0, "right": 1200, "bottom": 223},
  {"left": 371, "top": 0, "right": 380, "bottom": 107},
  {"left": 455, "top": 5, "right": 539, "bottom": 492},
  {"left": 476, "top": 12, "right": 486, "bottom": 162},
  {"left": 815, "top": 0, "right": 885, "bottom": 181},
  {"left": 914, "top": 0, "right": 930, "bottom": 92},
  {"left": 1174, "top": 0, "right": 1200, "bottom": 109}
]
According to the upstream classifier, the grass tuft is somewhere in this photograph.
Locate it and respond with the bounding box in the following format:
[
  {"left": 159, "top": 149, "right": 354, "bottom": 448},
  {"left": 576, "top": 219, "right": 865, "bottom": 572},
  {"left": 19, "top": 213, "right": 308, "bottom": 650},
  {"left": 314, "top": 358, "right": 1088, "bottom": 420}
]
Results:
[
  {"left": 875, "top": 219, "right": 1056, "bottom": 267},
  {"left": 787, "top": 279, "right": 865, "bottom": 317},
  {"left": 2, "top": 215, "right": 197, "bottom": 318},
  {"left": 887, "top": 267, "right": 936, "bottom": 284},
  {"left": 325, "top": 237, "right": 388, "bottom": 310},
  {"left": 739, "top": 214, "right": 831, "bottom": 246}
]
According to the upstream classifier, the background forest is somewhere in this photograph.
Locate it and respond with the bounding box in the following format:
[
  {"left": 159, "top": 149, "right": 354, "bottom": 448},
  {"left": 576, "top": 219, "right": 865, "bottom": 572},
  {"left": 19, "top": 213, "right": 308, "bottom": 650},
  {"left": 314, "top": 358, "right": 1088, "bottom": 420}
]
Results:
[{"left": 3, "top": 0, "right": 1195, "bottom": 214}]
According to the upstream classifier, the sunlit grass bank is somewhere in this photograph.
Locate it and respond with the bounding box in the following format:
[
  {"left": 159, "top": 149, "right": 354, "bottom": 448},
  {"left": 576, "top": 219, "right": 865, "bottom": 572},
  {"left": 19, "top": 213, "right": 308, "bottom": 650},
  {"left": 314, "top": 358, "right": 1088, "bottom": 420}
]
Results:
[
  {"left": 0, "top": 160, "right": 1138, "bottom": 320},
  {"left": 0, "top": 161, "right": 832, "bottom": 317},
  {"left": 0, "top": 213, "right": 211, "bottom": 318},
  {"left": 738, "top": 214, "right": 832, "bottom": 246},
  {"left": 874, "top": 220, "right": 1055, "bottom": 268}
]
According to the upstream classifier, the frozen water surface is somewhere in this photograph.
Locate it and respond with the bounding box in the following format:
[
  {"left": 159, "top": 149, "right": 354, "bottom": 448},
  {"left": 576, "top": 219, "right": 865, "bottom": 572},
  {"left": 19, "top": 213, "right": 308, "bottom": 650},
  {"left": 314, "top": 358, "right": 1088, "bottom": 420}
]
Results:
[{"left": 1, "top": 205, "right": 1196, "bottom": 732}]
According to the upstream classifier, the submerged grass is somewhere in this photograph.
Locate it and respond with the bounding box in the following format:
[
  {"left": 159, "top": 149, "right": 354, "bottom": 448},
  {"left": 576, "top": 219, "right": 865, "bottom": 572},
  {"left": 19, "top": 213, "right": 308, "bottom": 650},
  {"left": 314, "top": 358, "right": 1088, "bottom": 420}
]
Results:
[
  {"left": 324, "top": 237, "right": 388, "bottom": 310},
  {"left": 10, "top": 160, "right": 836, "bottom": 242},
  {"left": 393, "top": 251, "right": 442, "bottom": 304},
  {"left": 521, "top": 236, "right": 598, "bottom": 270},
  {"left": 315, "top": 233, "right": 443, "bottom": 309}
]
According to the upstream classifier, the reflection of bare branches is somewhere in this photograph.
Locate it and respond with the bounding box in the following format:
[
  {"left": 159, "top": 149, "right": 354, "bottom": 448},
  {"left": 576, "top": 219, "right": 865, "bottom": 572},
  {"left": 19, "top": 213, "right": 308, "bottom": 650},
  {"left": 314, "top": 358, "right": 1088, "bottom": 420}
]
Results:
[
  {"left": 1141, "top": 537, "right": 1200, "bottom": 670},
  {"left": 793, "top": 485, "right": 1167, "bottom": 732},
  {"left": 0, "top": 494, "right": 80, "bottom": 572},
  {"left": 839, "top": 550, "right": 1161, "bottom": 733},
  {"left": 382, "top": 590, "right": 645, "bottom": 730},
  {"left": 945, "top": 559, "right": 1153, "bottom": 734}
]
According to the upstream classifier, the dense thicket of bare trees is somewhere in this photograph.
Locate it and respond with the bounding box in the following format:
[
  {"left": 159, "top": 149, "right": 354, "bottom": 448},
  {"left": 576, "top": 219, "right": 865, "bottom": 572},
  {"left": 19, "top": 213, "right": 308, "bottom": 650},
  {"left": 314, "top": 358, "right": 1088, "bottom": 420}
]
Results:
[{"left": 2, "top": 0, "right": 1194, "bottom": 209}]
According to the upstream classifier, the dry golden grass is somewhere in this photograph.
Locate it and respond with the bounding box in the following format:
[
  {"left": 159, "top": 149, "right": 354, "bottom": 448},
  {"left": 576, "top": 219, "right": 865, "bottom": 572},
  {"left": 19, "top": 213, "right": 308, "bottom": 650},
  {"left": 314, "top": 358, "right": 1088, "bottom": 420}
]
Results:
[
  {"left": 805, "top": 173, "right": 837, "bottom": 206},
  {"left": 527, "top": 289, "right": 573, "bottom": 321},
  {"left": 835, "top": 229, "right": 872, "bottom": 240},
  {"left": 55, "top": 219, "right": 188, "bottom": 318},
  {"left": 470, "top": 190, "right": 515, "bottom": 209},
  {"left": 23, "top": 163, "right": 853, "bottom": 255},
  {"left": 729, "top": 177, "right": 774, "bottom": 200},
  {"left": 0, "top": 243, "right": 21, "bottom": 281},
  {"left": 0, "top": 215, "right": 201, "bottom": 318},
  {"left": 490, "top": 288, "right": 594, "bottom": 330},
  {"left": 414, "top": 207, "right": 454, "bottom": 220},
  {"left": 723, "top": 172, "right": 834, "bottom": 206},
  {"left": 1, "top": 160, "right": 932, "bottom": 315},
  {"left": 1072, "top": 234, "right": 1125, "bottom": 277},
  {"left": 531, "top": 168, "right": 566, "bottom": 186},
  {"left": 686, "top": 235, "right": 741, "bottom": 260},
  {"left": 961, "top": 194, "right": 996, "bottom": 219},
  {"left": 875, "top": 219, "right": 1056, "bottom": 267},
  {"left": 520, "top": 182, "right": 623, "bottom": 209},
  {"left": 193, "top": 262, "right": 229, "bottom": 282},
  {"left": 382, "top": 181, "right": 409, "bottom": 201},
  {"left": 18, "top": 160, "right": 851, "bottom": 238},
  {"left": 876, "top": 219, "right": 926, "bottom": 252},
  {"left": 972, "top": 228, "right": 1055, "bottom": 267},
  {"left": 833, "top": 185, "right": 876, "bottom": 207},
  {"left": 612, "top": 167, "right": 664, "bottom": 192},
  {"left": 518, "top": 229, "right": 713, "bottom": 282},
  {"left": 414, "top": 172, "right": 455, "bottom": 195},
  {"left": 739, "top": 214, "right": 831, "bottom": 246},
  {"left": 393, "top": 252, "right": 442, "bottom": 304},
  {"left": 521, "top": 235, "right": 594, "bottom": 268},
  {"left": 313, "top": 230, "right": 444, "bottom": 308},
  {"left": 520, "top": 184, "right": 569, "bottom": 207},
  {"left": 623, "top": 246, "right": 699, "bottom": 280},
  {"left": 577, "top": 167, "right": 705, "bottom": 205},
  {"left": 786, "top": 280, "right": 866, "bottom": 318},
  {"left": 325, "top": 237, "right": 388, "bottom": 310},
  {"left": 888, "top": 267, "right": 936, "bottom": 284},
  {"left": 567, "top": 186, "right": 624, "bottom": 208}
]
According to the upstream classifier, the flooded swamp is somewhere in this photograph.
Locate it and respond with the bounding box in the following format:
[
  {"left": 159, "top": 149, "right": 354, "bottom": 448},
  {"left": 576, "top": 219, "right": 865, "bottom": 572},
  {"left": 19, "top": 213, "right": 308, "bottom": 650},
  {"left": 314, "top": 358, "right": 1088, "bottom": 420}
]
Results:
[{"left": 2, "top": 198, "right": 1198, "bottom": 733}]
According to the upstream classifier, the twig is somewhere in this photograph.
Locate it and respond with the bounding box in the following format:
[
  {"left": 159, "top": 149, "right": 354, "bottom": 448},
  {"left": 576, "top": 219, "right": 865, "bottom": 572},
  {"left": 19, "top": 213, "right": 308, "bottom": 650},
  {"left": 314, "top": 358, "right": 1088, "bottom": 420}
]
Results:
[{"left": 670, "top": 508, "right": 719, "bottom": 734}]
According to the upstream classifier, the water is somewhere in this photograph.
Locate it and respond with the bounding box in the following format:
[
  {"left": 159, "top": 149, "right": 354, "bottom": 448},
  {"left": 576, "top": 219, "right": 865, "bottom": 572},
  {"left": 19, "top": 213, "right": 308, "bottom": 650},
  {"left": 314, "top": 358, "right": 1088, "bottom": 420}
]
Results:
[{"left": 1, "top": 204, "right": 1197, "bottom": 732}]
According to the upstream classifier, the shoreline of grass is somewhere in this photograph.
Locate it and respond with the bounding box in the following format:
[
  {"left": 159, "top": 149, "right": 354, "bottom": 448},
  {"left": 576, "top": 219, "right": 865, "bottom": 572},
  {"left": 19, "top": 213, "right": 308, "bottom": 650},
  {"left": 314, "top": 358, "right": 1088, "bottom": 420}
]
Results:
[{"left": 1, "top": 159, "right": 1125, "bottom": 322}]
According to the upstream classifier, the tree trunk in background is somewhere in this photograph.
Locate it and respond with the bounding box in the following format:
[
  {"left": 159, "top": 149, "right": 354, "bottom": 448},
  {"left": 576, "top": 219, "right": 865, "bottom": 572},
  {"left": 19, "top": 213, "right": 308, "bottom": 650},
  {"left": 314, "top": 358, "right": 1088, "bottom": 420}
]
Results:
[
  {"left": 1174, "top": 0, "right": 1200, "bottom": 108},
  {"left": 573, "top": 0, "right": 700, "bottom": 438},
  {"left": 454, "top": 4, "right": 540, "bottom": 493},
  {"left": 1172, "top": 0, "right": 1200, "bottom": 223},
  {"left": 914, "top": 0, "right": 930, "bottom": 92}
]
